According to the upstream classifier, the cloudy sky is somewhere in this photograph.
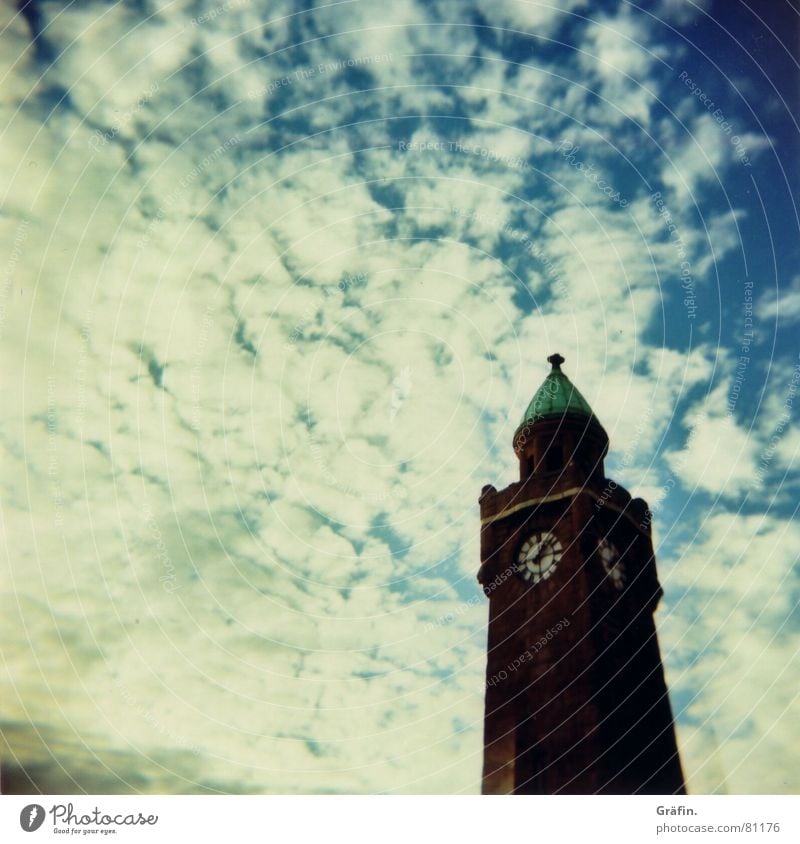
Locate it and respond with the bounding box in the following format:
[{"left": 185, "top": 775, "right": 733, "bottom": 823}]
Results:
[{"left": 1, "top": 0, "right": 798, "bottom": 794}]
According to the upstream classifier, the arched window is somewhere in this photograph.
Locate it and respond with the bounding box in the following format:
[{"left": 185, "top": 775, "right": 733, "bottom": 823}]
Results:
[{"left": 543, "top": 444, "right": 563, "bottom": 472}]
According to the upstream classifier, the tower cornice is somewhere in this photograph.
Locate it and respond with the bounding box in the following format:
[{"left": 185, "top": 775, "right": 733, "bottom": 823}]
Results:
[{"left": 479, "top": 484, "right": 651, "bottom": 535}]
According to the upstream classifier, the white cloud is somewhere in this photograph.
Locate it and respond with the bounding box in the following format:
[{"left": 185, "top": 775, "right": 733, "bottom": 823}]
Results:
[
  {"left": 576, "top": 9, "right": 659, "bottom": 126},
  {"left": 467, "top": 0, "right": 588, "bottom": 34},
  {"left": 663, "top": 382, "right": 759, "bottom": 497},
  {"left": 655, "top": 0, "right": 713, "bottom": 27},
  {"left": 757, "top": 275, "right": 800, "bottom": 325},
  {"left": 661, "top": 513, "right": 800, "bottom": 793},
  {"left": 661, "top": 113, "right": 730, "bottom": 200}
]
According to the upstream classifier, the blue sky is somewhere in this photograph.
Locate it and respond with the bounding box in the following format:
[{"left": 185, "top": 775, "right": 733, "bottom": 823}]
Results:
[{"left": 0, "top": 0, "right": 798, "bottom": 793}]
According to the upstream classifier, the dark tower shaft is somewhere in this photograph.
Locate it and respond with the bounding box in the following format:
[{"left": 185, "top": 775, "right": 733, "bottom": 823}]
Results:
[{"left": 478, "top": 355, "right": 685, "bottom": 794}]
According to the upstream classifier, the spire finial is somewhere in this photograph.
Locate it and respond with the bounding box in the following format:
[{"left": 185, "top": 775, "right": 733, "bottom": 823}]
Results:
[{"left": 547, "top": 353, "right": 565, "bottom": 371}]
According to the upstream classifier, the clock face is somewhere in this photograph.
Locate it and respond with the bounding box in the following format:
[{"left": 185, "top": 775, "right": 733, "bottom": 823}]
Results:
[
  {"left": 516, "top": 531, "right": 563, "bottom": 584},
  {"left": 598, "top": 538, "right": 626, "bottom": 590}
]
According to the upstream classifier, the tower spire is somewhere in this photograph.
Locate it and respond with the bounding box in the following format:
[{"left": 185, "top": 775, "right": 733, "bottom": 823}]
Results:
[{"left": 516, "top": 355, "right": 597, "bottom": 433}]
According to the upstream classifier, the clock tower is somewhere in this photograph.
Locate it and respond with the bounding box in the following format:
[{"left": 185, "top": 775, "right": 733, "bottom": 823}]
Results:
[{"left": 478, "top": 354, "right": 685, "bottom": 794}]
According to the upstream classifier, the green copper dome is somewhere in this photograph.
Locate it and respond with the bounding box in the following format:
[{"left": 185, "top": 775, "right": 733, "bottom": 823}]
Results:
[{"left": 517, "top": 353, "right": 595, "bottom": 428}]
